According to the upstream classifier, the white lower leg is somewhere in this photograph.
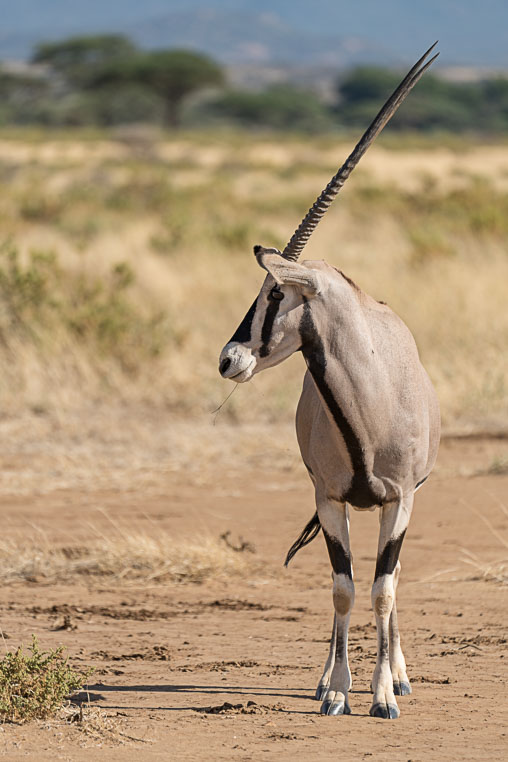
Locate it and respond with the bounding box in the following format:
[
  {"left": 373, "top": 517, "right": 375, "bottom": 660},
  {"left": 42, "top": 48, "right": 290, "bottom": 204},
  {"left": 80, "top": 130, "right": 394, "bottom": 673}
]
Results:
[
  {"left": 325, "top": 573, "right": 354, "bottom": 713},
  {"left": 389, "top": 562, "right": 411, "bottom": 694},
  {"left": 317, "top": 498, "right": 354, "bottom": 716},
  {"left": 370, "top": 497, "right": 412, "bottom": 719},
  {"left": 316, "top": 613, "right": 337, "bottom": 700},
  {"left": 371, "top": 574, "right": 398, "bottom": 717}
]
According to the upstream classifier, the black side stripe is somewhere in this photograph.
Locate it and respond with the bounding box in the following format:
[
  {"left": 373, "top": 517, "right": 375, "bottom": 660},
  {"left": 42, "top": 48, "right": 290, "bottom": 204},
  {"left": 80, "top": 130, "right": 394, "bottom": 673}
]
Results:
[
  {"left": 259, "top": 299, "right": 280, "bottom": 358},
  {"left": 303, "top": 460, "right": 314, "bottom": 478},
  {"left": 374, "top": 530, "right": 406, "bottom": 580},
  {"left": 323, "top": 530, "right": 353, "bottom": 578},
  {"left": 299, "top": 302, "right": 382, "bottom": 508},
  {"left": 415, "top": 475, "right": 428, "bottom": 490},
  {"left": 229, "top": 298, "right": 258, "bottom": 343}
]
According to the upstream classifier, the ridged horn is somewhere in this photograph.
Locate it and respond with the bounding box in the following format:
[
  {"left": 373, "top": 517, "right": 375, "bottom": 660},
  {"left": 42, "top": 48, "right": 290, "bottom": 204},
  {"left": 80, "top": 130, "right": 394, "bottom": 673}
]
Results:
[{"left": 282, "top": 42, "right": 439, "bottom": 262}]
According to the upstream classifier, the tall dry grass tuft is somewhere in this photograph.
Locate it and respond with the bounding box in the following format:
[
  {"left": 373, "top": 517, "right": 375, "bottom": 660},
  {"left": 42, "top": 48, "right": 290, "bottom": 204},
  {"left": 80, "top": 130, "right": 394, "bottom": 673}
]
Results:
[
  {"left": 0, "top": 132, "right": 507, "bottom": 430},
  {"left": 459, "top": 495, "right": 508, "bottom": 584},
  {"left": 0, "top": 530, "right": 257, "bottom": 585}
]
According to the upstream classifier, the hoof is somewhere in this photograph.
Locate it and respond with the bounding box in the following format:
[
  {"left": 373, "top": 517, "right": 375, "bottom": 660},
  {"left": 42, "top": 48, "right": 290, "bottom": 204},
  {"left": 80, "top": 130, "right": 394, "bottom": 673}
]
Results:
[
  {"left": 370, "top": 702, "right": 400, "bottom": 719},
  {"left": 315, "top": 684, "right": 329, "bottom": 701},
  {"left": 320, "top": 698, "right": 351, "bottom": 716},
  {"left": 393, "top": 680, "right": 411, "bottom": 696}
]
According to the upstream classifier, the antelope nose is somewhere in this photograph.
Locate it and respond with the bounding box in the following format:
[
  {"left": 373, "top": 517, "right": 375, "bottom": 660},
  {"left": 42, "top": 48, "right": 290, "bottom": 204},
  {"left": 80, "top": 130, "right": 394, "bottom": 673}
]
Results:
[{"left": 220, "top": 357, "right": 231, "bottom": 376}]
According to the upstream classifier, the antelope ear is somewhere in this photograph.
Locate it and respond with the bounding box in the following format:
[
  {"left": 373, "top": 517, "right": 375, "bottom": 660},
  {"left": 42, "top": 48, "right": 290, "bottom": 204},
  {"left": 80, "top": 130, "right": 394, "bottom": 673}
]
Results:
[{"left": 253, "top": 245, "right": 321, "bottom": 297}]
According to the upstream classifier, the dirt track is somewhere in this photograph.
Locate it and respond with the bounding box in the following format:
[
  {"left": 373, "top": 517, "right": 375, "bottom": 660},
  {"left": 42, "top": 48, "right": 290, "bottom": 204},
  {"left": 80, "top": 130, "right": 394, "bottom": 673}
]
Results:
[{"left": 0, "top": 436, "right": 507, "bottom": 760}]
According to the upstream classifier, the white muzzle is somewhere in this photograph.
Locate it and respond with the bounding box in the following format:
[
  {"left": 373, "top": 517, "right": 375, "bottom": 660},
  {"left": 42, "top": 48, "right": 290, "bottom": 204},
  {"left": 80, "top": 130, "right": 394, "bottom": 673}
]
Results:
[{"left": 219, "top": 342, "right": 257, "bottom": 383}]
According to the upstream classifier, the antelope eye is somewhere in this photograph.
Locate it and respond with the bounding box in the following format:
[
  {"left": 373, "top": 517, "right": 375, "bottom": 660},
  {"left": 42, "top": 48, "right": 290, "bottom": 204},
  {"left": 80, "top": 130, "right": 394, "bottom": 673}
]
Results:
[{"left": 269, "top": 288, "right": 284, "bottom": 301}]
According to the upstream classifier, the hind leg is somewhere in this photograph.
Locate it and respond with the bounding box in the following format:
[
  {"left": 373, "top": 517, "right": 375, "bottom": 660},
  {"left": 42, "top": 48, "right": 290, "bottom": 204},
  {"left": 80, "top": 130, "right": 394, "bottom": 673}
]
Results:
[
  {"left": 370, "top": 493, "right": 413, "bottom": 719},
  {"left": 315, "top": 613, "right": 337, "bottom": 700},
  {"left": 317, "top": 498, "right": 354, "bottom": 716},
  {"left": 390, "top": 561, "right": 411, "bottom": 696}
]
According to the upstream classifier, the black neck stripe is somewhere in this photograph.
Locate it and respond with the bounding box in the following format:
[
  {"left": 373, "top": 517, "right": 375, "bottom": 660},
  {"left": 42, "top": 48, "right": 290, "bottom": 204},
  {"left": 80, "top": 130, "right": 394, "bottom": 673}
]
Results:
[{"left": 299, "top": 302, "right": 381, "bottom": 508}]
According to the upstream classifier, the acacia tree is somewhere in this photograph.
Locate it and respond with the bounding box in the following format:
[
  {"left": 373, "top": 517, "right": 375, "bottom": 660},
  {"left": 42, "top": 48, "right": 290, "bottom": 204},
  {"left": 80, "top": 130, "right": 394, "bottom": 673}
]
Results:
[
  {"left": 90, "top": 49, "right": 225, "bottom": 127},
  {"left": 0, "top": 68, "right": 52, "bottom": 124},
  {"left": 32, "top": 35, "right": 138, "bottom": 88}
]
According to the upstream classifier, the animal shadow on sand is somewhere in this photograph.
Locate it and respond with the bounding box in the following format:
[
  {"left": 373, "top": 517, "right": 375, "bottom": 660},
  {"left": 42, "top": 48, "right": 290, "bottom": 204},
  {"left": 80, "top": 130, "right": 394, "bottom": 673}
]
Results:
[{"left": 85, "top": 682, "right": 371, "bottom": 716}]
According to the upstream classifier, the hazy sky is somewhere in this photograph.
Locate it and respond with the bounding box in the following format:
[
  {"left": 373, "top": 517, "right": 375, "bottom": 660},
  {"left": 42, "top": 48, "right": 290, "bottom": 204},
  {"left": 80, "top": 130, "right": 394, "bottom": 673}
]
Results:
[{"left": 0, "top": 1, "right": 506, "bottom": 66}]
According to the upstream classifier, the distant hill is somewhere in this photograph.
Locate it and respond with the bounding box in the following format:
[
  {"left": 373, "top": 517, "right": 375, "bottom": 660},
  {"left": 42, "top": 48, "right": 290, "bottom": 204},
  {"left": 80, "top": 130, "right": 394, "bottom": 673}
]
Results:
[{"left": 0, "top": 0, "right": 507, "bottom": 69}]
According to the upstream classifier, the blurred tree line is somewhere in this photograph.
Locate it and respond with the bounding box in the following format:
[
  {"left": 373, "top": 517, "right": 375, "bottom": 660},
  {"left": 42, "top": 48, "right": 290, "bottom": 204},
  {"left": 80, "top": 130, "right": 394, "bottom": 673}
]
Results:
[{"left": 1, "top": 33, "right": 508, "bottom": 133}]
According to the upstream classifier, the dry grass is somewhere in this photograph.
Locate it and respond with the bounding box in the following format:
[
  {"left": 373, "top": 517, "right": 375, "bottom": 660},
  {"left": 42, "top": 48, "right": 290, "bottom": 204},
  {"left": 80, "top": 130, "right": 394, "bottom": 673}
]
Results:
[
  {"left": 0, "top": 409, "right": 302, "bottom": 496},
  {"left": 0, "top": 130, "right": 507, "bottom": 430},
  {"left": 461, "top": 550, "right": 508, "bottom": 585},
  {"left": 460, "top": 495, "right": 508, "bottom": 584},
  {"left": 0, "top": 528, "right": 257, "bottom": 585},
  {"left": 59, "top": 704, "right": 153, "bottom": 746}
]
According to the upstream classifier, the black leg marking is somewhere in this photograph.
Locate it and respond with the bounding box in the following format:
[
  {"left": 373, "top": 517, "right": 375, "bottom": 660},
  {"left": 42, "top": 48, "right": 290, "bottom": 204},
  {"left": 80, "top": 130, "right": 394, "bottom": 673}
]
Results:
[
  {"left": 378, "top": 631, "right": 389, "bottom": 662},
  {"left": 415, "top": 475, "right": 428, "bottom": 490},
  {"left": 229, "top": 298, "right": 258, "bottom": 343},
  {"left": 323, "top": 530, "right": 352, "bottom": 578},
  {"left": 299, "top": 303, "right": 382, "bottom": 508},
  {"left": 374, "top": 530, "right": 406, "bottom": 580},
  {"left": 335, "top": 630, "right": 346, "bottom": 662},
  {"left": 259, "top": 299, "right": 280, "bottom": 358}
]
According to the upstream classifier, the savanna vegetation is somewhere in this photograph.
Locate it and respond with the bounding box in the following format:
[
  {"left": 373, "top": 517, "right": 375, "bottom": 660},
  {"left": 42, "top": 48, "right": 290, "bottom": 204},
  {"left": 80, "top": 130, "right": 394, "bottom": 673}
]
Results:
[
  {"left": 0, "top": 130, "right": 506, "bottom": 433},
  {"left": 2, "top": 33, "right": 508, "bottom": 133},
  {"left": 0, "top": 636, "right": 89, "bottom": 722},
  {"left": 0, "top": 37, "right": 506, "bottom": 749}
]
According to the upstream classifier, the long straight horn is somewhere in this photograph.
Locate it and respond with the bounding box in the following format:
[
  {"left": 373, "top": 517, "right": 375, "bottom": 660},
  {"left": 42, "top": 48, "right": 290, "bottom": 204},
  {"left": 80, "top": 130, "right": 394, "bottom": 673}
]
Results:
[{"left": 282, "top": 42, "right": 439, "bottom": 262}]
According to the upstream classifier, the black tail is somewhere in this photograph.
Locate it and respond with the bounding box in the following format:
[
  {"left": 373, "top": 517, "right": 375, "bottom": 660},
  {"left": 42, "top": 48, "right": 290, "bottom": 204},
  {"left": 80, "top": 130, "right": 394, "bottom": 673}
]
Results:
[{"left": 284, "top": 512, "right": 321, "bottom": 567}]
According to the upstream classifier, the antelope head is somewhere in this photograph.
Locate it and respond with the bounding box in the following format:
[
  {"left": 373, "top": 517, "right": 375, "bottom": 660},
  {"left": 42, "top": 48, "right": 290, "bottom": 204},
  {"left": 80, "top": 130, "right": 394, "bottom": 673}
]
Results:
[{"left": 218, "top": 44, "right": 439, "bottom": 384}]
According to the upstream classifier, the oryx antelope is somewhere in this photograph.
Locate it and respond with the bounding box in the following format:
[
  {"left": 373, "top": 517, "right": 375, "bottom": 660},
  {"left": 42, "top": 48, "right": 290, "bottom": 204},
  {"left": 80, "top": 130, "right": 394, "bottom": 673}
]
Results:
[{"left": 218, "top": 45, "right": 441, "bottom": 719}]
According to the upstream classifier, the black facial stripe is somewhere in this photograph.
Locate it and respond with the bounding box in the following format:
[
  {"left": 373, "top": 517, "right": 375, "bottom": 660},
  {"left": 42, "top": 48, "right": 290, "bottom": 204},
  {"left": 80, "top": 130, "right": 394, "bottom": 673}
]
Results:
[
  {"left": 323, "top": 530, "right": 352, "bottom": 578},
  {"left": 259, "top": 299, "right": 280, "bottom": 358},
  {"left": 299, "top": 302, "right": 381, "bottom": 508},
  {"left": 229, "top": 298, "right": 258, "bottom": 343},
  {"left": 374, "top": 530, "right": 406, "bottom": 580}
]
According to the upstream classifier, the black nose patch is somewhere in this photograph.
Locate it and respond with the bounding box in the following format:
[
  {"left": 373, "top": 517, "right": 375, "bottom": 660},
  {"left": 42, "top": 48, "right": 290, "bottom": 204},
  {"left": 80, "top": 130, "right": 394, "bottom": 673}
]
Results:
[
  {"left": 253, "top": 244, "right": 262, "bottom": 255},
  {"left": 220, "top": 358, "right": 231, "bottom": 375}
]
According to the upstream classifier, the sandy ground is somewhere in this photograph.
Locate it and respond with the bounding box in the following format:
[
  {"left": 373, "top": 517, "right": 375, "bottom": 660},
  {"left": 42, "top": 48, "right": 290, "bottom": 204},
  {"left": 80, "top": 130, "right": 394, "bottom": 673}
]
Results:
[{"left": 0, "top": 434, "right": 507, "bottom": 761}]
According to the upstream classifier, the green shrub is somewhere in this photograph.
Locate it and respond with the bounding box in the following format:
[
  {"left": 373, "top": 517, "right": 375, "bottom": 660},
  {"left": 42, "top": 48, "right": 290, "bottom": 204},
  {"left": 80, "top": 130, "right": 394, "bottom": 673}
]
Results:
[
  {"left": 0, "top": 243, "right": 169, "bottom": 372},
  {"left": 408, "top": 225, "right": 455, "bottom": 265},
  {"left": 197, "top": 85, "right": 334, "bottom": 133},
  {"left": 0, "top": 635, "right": 91, "bottom": 723},
  {"left": 67, "top": 262, "right": 168, "bottom": 369},
  {"left": 0, "top": 247, "right": 60, "bottom": 337}
]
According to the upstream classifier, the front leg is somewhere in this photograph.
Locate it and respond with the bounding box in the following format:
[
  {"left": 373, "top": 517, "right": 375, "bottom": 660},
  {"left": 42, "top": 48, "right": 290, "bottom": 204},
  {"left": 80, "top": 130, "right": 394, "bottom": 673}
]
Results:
[
  {"left": 370, "top": 494, "right": 413, "bottom": 719},
  {"left": 318, "top": 498, "right": 354, "bottom": 716}
]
